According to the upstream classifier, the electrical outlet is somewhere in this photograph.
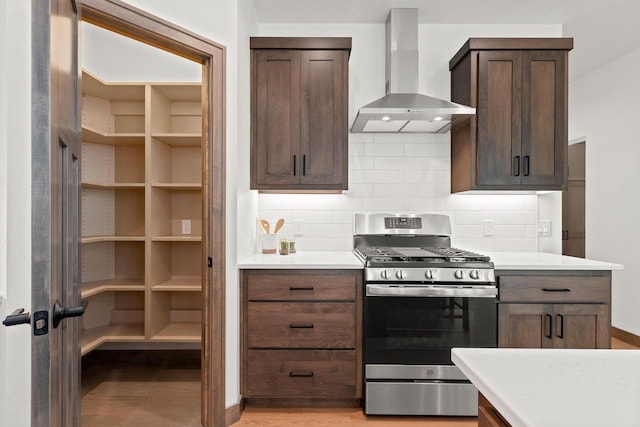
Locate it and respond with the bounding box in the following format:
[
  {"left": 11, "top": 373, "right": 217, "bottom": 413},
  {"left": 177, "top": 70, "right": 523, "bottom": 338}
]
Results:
[
  {"left": 294, "top": 219, "right": 304, "bottom": 237},
  {"left": 181, "top": 219, "right": 191, "bottom": 235},
  {"left": 483, "top": 220, "right": 495, "bottom": 237}
]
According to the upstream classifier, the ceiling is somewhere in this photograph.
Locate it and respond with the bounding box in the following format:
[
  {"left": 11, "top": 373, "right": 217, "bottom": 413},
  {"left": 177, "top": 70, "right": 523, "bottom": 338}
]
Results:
[{"left": 252, "top": 0, "right": 640, "bottom": 81}]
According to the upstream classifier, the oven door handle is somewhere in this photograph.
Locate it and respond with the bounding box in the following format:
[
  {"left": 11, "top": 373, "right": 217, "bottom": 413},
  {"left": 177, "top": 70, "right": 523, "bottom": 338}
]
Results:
[{"left": 366, "top": 284, "right": 498, "bottom": 298}]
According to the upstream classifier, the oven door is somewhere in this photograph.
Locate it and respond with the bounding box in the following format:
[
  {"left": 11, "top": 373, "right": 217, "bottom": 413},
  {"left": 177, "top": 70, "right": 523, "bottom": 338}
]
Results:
[{"left": 364, "top": 284, "right": 497, "bottom": 365}]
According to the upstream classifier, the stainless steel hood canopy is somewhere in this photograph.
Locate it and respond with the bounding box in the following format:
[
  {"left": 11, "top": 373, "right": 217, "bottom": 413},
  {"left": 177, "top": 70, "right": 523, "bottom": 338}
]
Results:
[{"left": 351, "top": 9, "right": 475, "bottom": 133}]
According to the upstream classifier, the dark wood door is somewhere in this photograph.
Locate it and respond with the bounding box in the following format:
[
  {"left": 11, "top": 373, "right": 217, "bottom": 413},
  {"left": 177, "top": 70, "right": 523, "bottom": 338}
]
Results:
[
  {"left": 498, "top": 303, "right": 553, "bottom": 348},
  {"left": 299, "top": 50, "right": 346, "bottom": 186},
  {"left": 477, "top": 51, "right": 522, "bottom": 187},
  {"left": 563, "top": 142, "right": 585, "bottom": 257},
  {"left": 521, "top": 50, "right": 567, "bottom": 186},
  {"left": 31, "top": 0, "right": 82, "bottom": 425},
  {"left": 254, "top": 49, "right": 301, "bottom": 186},
  {"left": 553, "top": 304, "right": 608, "bottom": 349}
]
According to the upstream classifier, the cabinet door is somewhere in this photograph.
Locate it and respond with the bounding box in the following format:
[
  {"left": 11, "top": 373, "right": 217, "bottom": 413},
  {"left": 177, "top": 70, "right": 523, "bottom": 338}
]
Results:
[
  {"left": 477, "top": 51, "right": 522, "bottom": 186},
  {"left": 254, "top": 50, "right": 301, "bottom": 186},
  {"left": 521, "top": 50, "right": 566, "bottom": 187},
  {"left": 299, "top": 50, "right": 346, "bottom": 186},
  {"left": 498, "top": 304, "right": 553, "bottom": 348},
  {"left": 552, "top": 304, "right": 609, "bottom": 349}
]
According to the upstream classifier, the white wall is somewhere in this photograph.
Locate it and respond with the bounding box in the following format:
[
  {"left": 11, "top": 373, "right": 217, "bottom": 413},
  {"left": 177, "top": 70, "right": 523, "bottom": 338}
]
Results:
[
  {"left": 255, "top": 23, "right": 562, "bottom": 253},
  {"left": 0, "top": 1, "right": 33, "bottom": 425},
  {"left": 569, "top": 47, "right": 640, "bottom": 336}
]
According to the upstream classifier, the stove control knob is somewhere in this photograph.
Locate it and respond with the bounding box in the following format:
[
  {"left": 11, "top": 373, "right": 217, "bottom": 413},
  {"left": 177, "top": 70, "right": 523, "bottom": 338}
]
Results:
[
  {"left": 454, "top": 270, "right": 465, "bottom": 280},
  {"left": 381, "top": 270, "right": 393, "bottom": 279},
  {"left": 396, "top": 270, "right": 407, "bottom": 280},
  {"left": 470, "top": 270, "right": 480, "bottom": 280},
  {"left": 425, "top": 269, "right": 436, "bottom": 280}
]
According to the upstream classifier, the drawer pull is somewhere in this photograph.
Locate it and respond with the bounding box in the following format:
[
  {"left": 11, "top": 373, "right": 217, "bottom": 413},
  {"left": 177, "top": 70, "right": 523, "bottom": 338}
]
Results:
[
  {"left": 289, "top": 371, "right": 314, "bottom": 378},
  {"left": 542, "top": 288, "right": 571, "bottom": 292},
  {"left": 289, "top": 286, "right": 314, "bottom": 291},
  {"left": 557, "top": 314, "right": 565, "bottom": 339},
  {"left": 289, "top": 323, "right": 314, "bottom": 329},
  {"left": 545, "top": 314, "right": 553, "bottom": 339}
]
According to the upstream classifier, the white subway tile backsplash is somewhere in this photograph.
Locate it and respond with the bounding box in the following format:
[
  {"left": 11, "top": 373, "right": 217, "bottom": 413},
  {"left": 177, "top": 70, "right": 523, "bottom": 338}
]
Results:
[
  {"left": 348, "top": 170, "right": 364, "bottom": 183},
  {"left": 495, "top": 239, "right": 537, "bottom": 252},
  {"left": 373, "top": 184, "right": 416, "bottom": 198},
  {"left": 348, "top": 133, "right": 374, "bottom": 143},
  {"left": 373, "top": 156, "right": 414, "bottom": 170},
  {"left": 404, "top": 197, "right": 446, "bottom": 211},
  {"left": 414, "top": 157, "right": 449, "bottom": 170},
  {"left": 374, "top": 133, "right": 414, "bottom": 143},
  {"left": 332, "top": 211, "right": 356, "bottom": 224},
  {"left": 350, "top": 156, "right": 375, "bottom": 170},
  {"left": 404, "top": 143, "right": 446, "bottom": 157},
  {"left": 364, "top": 197, "right": 406, "bottom": 211},
  {"left": 414, "top": 133, "right": 449, "bottom": 144},
  {"left": 257, "top": 132, "right": 540, "bottom": 254},
  {"left": 364, "top": 143, "right": 404, "bottom": 157},
  {"left": 363, "top": 170, "right": 404, "bottom": 183},
  {"left": 494, "top": 225, "right": 527, "bottom": 239},
  {"left": 349, "top": 141, "right": 365, "bottom": 157}
]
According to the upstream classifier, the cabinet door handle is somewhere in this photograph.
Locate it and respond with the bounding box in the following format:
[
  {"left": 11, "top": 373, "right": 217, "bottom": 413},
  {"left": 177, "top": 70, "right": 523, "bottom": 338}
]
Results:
[
  {"left": 289, "top": 286, "right": 314, "bottom": 291},
  {"left": 562, "top": 230, "right": 569, "bottom": 241},
  {"left": 545, "top": 313, "right": 553, "bottom": 339},
  {"left": 289, "top": 323, "right": 314, "bottom": 329},
  {"left": 293, "top": 155, "right": 297, "bottom": 176},
  {"left": 557, "top": 314, "right": 564, "bottom": 339},
  {"left": 523, "top": 155, "right": 530, "bottom": 176},
  {"left": 289, "top": 371, "right": 314, "bottom": 378},
  {"left": 513, "top": 156, "right": 521, "bottom": 176},
  {"left": 303, "top": 154, "right": 306, "bottom": 176},
  {"left": 542, "top": 288, "right": 571, "bottom": 292}
]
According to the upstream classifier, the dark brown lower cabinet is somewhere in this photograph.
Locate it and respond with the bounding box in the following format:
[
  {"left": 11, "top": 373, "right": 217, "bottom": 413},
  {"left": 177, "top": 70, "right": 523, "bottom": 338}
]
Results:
[
  {"left": 498, "top": 303, "right": 609, "bottom": 348},
  {"left": 241, "top": 269, "right": 362, "bottom": 406},
  {"left": 478, "top": 393, "right": 511, "bottom": 427},
  {"left": 497, "top": 272, "right": 611, "bottom": 349}
]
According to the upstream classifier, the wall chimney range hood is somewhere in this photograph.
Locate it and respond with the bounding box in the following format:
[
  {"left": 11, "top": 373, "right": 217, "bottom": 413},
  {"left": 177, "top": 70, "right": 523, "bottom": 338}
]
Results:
[{"left": 351, "top": 9, "right": 475, "bottom": 133}]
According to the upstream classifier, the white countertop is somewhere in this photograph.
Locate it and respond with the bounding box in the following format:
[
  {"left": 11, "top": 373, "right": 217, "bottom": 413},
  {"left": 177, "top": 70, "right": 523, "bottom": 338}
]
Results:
[
  {"left": 452, "top": 348, "right": 640, "bottom": 427},
  {"left": 238, "top": 251, "right": 363, "bottom": 269},
  {"left": 488, "top": 252, "right": 623, "bottom": 270},
  {"left": 239, "top": 250, "right": 622, "bottom": 271}
]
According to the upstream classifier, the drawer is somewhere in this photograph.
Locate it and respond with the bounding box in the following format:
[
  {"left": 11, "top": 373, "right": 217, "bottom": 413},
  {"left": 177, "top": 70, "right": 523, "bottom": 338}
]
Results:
[
  {"left": 247, "top": 302, "right": 355, "bottom": 348},
  {"left": 499, "top": 276, "right": 610, "bottom": 303},
  {"left": 246, "top": 349, "right": 357, "bottom": 398},
  {"left": 247, "top": 272, "right": 357, "bottom": 301}
]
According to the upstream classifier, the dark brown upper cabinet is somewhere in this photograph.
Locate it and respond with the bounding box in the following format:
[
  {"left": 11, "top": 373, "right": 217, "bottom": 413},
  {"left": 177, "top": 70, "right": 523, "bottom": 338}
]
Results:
[
  {"left": 449, "top": 38, "right": 573, "bottom": 193},
  {"left": 250, "top": 37, "right": 351, "bottom": 192}
]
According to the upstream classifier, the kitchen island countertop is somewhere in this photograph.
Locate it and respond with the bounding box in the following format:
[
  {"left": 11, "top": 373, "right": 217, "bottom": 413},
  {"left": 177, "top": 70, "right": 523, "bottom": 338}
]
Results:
[
  {"left": 238, "top": 251, "right": 363, "bottom": 269},
  {"left": 452, "top": 347, "right": 640, "bottom": 427}
]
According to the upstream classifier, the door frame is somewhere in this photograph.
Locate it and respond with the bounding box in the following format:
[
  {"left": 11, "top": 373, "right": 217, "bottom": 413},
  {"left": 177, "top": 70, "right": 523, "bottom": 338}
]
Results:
[{"left": 78, "top": 1, "right": 226, "bottom": 425}]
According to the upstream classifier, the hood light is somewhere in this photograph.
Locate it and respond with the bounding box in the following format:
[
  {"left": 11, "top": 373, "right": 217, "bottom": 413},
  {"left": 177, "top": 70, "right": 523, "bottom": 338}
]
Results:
[
  {"left": 381, "top": 116, "right": 391, "bottom": 121},
  {"left": 434, "top": 117, "right": 443, "bottom": 121}
]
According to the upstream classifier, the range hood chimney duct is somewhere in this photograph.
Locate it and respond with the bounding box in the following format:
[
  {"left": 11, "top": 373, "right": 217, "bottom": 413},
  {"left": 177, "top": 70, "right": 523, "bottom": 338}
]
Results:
[{"left": 351, "top": 9, "right": 475, "bottom": 133}]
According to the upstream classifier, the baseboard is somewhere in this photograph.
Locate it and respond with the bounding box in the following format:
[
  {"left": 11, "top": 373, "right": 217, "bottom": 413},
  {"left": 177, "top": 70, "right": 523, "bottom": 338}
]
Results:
[
  {"left": 244, "top": 398, "right": 362, "bottom": 408},
  {"left": 226, "top": 398, "right": 244, "bottom": 426},
  {"left": 612, "top": 327, "right": 640, "bottom": 348}
]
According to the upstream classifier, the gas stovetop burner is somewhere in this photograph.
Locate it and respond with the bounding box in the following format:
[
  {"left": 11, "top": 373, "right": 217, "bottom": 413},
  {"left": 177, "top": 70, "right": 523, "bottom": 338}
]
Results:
[{"left": 355, "top": 246, "right": 491, "bottom": 263}]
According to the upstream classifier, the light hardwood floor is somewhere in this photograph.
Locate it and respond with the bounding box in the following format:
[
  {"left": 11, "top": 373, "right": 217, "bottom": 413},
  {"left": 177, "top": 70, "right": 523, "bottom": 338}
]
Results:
[{"left": 81, "top": 338, "right": 637, "bottom": 427}]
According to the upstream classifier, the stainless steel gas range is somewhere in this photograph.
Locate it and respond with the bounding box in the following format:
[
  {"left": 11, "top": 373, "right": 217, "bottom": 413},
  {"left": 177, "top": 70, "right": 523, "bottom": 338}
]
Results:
[{"left": 353, "top": 213, "right": 497, "bottom": 416}]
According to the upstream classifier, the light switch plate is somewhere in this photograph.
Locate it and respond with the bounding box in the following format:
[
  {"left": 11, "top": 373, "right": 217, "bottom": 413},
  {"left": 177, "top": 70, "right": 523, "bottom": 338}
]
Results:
[
  {"left": 181, "top": 219, "right": 191, "bottom": 235},
  {"left": 294, "top": 219, "right": 304, "bottom": 237},
  {"left": 483, "top": 220, "right": 494, "bottom": 237},
  {"left": 537, "top": 220, "right": 551, "bottom": 236}
]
